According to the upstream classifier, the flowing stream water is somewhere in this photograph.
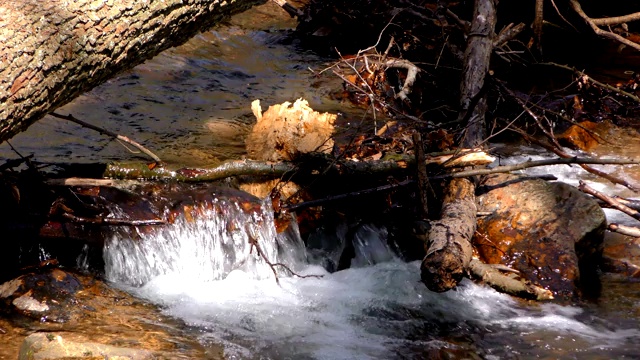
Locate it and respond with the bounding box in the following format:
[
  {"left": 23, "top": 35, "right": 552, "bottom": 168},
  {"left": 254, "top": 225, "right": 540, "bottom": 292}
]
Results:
[{"left": 3, "top": 3, "right": 640, "bottom": 359}]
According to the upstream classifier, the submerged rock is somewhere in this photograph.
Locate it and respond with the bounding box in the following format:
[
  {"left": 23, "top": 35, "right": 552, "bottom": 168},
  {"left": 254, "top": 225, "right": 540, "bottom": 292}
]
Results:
[
  {"left": 0, "top": 268, "right": 213, "bottom": 359},
  {"left": 19, "top": 333, "right": 153, "bottom": 360},
  {"left": 602, "top": 232, "right": 640, "bottom": 277},
  {"left": 474, "top": 174, "right": 606, "bottom": 299}
]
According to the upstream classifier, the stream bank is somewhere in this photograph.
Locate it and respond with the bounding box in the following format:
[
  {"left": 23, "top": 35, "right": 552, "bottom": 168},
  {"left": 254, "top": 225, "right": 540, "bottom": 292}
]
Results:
[{"left": 1, "top": 1, "right": 640, "bottom": 359}]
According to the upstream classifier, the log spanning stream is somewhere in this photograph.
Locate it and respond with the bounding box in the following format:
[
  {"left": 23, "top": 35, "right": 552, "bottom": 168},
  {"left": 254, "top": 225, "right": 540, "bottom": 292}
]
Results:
[{"left": 3, "top": 3, "right": 640, "bottom": 359}]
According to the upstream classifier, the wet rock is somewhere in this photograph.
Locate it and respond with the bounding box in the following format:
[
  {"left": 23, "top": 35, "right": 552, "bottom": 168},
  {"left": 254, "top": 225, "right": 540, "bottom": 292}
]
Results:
[
  {"left": 601, "top": 232, "right": 640, "bottom": 277},
  {"left": 557, "top": 120, "right": 605, "bottom": 151},
  {"left": 0, "top": 269, "right": 212, "bottom": 359},
  {"left": 0, "top": 268, "right": 81, "bottom": 322},
  {"left": 474, "top": 174, "right": 606, "bottom": 299},
  {"left": 19, "top": 332, "right": 153, "bottom": 360}
]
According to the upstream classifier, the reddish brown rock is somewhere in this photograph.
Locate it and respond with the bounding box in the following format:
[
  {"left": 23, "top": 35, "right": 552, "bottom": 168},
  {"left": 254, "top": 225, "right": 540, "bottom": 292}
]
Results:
[
  {"left": 557, "top": 120, "right": 608, "bottom": 151},
  {"left": 474, "top": 174, "right": 606, "bottom": 298}
]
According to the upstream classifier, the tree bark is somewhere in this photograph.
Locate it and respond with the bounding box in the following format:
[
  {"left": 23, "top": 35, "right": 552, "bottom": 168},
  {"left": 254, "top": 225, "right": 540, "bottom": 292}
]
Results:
[
  {"left": 456, "top": 0, "right": 496, "bottom": 147},
  {"left": 0, "top": 0, "right": 265, "bottom": 143},
  {"left": 421, "top": 178, "right": 475, "bottom": 292},
  {"left": 422, "top": 0, "right": 497, "bottom": 292}
]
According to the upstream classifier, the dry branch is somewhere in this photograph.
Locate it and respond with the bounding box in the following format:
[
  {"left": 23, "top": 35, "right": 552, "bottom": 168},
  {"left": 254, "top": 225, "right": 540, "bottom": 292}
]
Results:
[
  {"left": 579, "top": 180, "right": 640, "bottom": 221},
  {"left": 569, "top": 0, "right": 640, "bottom": 52},
  {"left": 437, "top": 156, "right": 640, "bottom": 179},
  {"left": 248, "top": 234, "right": 323, "bottom": 285},
  {"left": 542, "top": 62, "right": 640, "bottom": 103},
  {"left": 514, "top": 129, "right": 640, "bottom": 192}
]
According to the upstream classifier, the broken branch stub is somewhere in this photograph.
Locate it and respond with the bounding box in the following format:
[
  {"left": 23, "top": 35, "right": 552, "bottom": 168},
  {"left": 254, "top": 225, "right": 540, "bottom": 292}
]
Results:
[{"left": 421, "top": 178, "right": 475, "bottom": 292}]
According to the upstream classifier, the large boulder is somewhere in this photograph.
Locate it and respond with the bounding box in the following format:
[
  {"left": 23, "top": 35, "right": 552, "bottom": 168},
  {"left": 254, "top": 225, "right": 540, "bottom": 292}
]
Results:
[{"left": 473, "top": 174, "right": 606, "bottom": 299}]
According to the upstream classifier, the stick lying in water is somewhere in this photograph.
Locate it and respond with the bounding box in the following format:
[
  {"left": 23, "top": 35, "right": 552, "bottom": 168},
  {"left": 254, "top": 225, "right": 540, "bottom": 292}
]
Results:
[
  {"left": 608, "top": 223, "right": 640, "bottom": 238},
  {"left": 468, "top": 258, "right": 554, "bottom": 300},
  {"left": 49, "top": 112, "right": 163, "bottom": 164}
]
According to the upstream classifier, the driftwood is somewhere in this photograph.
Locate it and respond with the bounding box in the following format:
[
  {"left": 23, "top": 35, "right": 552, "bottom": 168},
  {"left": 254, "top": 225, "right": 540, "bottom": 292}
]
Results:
[
  {"left": 468, "top": 259, "right": 554, "bottom": 300},
  {"left": 609, "top": 223, "right": 640, "bottom": 238}
]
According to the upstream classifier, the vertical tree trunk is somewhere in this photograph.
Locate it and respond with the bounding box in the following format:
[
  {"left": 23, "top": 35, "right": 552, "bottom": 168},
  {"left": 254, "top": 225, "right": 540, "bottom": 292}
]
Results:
[
  {"left": 0, "top": 0, "right": 265, "bottom": 143},
  {"left": 456, "top": 0, "right": 497, "bottom": 148},
  {"left": 421, "top": 0, "right": 497, "bottom": 292}
]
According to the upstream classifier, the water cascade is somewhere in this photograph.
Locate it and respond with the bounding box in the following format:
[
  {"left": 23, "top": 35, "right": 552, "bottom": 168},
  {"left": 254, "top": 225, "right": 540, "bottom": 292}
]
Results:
[{"left": 103, "top": 194, "right": 640, "bottom": 359}]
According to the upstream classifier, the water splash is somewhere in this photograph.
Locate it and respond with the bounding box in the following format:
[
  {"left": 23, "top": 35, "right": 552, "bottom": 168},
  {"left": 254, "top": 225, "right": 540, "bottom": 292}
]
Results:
[
  {"left": 103, "top": 197, "right": 306, "bottom": 286},
  {"left": 103, "top": 192, "right": 640, "bottom": 359}
]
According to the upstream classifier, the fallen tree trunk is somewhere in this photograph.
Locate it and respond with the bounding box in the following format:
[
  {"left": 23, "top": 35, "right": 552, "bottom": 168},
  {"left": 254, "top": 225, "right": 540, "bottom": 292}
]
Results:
[{"left": 0, "top": 0, "right": 265, "bottom": 143}]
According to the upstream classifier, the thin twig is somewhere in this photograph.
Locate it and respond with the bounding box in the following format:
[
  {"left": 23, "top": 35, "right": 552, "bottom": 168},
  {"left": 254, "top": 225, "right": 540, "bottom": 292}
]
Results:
[
  {"left": 248, "top": 235, "right": 323, "bottom": 285},
  {"left": 540, "top": 62, "right": 640, "bottom": 103},
  {"left": 285, "top": 156, "right": 638, "bottom": 211},
  {"left": 579, "top": 180, "right": 640, "bottom": 222},
  {"left": 569, "top": 0, "right": 640, "bottom": 52},
  {"left": 514, "top": 128, "right": 640, "bottom": 193},
  {"left": 49, "top": 112, "right": 163, "bottom": 163}
]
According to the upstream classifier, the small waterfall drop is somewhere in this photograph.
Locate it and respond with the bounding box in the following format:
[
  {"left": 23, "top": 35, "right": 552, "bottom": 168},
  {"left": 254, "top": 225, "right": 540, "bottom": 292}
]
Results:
[{"left": 103, "top": 196, "right": 306, "bottom": 286}]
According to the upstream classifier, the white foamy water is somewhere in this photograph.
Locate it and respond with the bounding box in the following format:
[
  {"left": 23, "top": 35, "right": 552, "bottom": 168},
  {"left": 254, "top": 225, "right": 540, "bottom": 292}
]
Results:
[{"left": 104, "top": 196, "right": 640, "bottom": 359}]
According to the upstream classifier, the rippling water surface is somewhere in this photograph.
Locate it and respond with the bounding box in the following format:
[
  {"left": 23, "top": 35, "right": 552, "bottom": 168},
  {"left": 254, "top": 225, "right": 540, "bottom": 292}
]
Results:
[{"left": 3, "top": 2, "right": 640, "bottom": 358}]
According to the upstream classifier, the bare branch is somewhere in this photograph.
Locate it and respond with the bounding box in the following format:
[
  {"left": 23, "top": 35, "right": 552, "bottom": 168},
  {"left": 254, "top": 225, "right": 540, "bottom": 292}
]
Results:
[
  {"left": 579, "top": 180, "right": 640, "bottom": 221},
  {"left": 49, "top": 112, "right": 163, "bottom": 164},
  {"left": 569, "top": 0, "right": 640, "bottom": 52},
  {"left": 468, "top": 259, "right": 554, "bottom": 300}
]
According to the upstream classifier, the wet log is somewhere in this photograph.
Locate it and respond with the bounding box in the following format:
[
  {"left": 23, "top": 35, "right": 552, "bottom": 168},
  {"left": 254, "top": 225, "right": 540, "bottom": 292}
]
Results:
[
  {"left": 468, "top": 259, "right": 554, "bottom": 300},
  {"left": 0, "top": 0, "right": 265, "bottom": 143},
  {"left": 421, "top": 178, "right": 476, "bottom": 292}
]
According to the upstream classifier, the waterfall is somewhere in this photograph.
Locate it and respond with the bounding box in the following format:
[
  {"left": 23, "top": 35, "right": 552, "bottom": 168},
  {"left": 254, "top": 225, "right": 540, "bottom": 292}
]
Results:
[{"left": 103, "top": 196, "right": 306, "bottom": 286}]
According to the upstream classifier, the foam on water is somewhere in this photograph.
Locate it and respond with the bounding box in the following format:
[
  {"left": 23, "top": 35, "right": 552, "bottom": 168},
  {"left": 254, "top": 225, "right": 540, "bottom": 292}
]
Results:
[{"left": 104, "top": 196, "right": 640, "bottom": 359}]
